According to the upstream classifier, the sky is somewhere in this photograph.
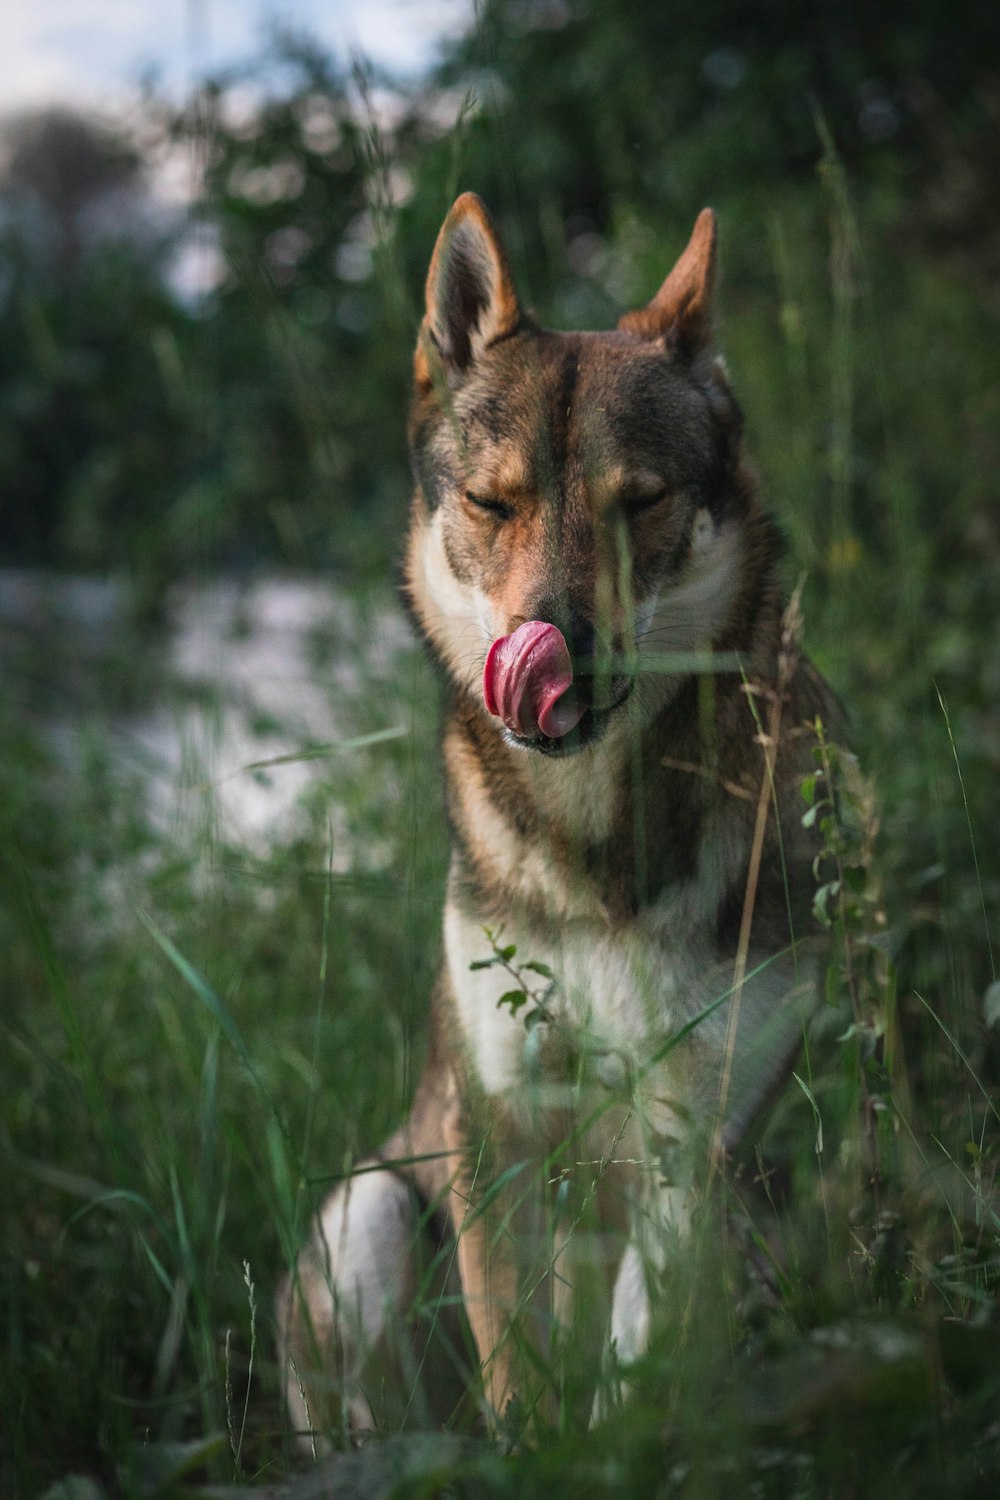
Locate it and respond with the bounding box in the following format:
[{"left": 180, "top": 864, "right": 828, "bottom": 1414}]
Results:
[{"left": 0, "top": 0, "right": 470, "bottom": 110}]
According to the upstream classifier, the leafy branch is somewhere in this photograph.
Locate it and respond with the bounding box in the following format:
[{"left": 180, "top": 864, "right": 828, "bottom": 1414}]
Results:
[{"left": 471, "top": 927, "right": 557, "bottom": 1031}]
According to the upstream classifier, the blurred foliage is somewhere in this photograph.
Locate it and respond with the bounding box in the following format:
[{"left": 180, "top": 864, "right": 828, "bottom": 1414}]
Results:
[
  {"left": 1, "top": 3, "right": 997, "bottom": 582},
  {"left": 0, "top": 110, "right": 186, "bottom": 577}
]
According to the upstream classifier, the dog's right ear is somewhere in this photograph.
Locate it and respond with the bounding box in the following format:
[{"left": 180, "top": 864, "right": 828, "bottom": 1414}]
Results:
[{"left": 416, "top": 194, "right": 521, "bottom": 386}]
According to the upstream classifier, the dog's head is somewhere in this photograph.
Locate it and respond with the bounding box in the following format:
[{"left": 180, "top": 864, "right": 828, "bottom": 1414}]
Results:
[{"left": 405, "top": 193, "right": 750, "bottom": 757}]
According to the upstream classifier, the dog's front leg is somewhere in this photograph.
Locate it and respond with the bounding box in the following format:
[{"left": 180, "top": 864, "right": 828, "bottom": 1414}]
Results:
[
  {"left": 450, "top": 1173, "right": 521, "bottom": 1420},
  {"left": 443, "top": 1111, "right": 554, "bottom": 1435}
]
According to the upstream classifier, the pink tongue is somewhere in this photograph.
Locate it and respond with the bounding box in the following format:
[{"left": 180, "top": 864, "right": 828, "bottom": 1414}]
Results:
[{"left": 483, "top": 621, "right": 585, "bottom": 740}]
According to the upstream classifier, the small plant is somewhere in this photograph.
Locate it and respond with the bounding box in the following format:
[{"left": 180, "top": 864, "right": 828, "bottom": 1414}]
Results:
[
  {"left": 471, "top": 927, "right": 557, "bottom": 1032},
  {"left": 802, "top": 719, "right": 904, "bottom": 1287}
]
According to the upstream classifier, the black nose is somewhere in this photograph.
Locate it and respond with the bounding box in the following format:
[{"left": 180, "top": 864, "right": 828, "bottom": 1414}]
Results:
[
  {"left": 529, "top": 605, "right": 627, "bottom": 711},
  {"left": 566, "top": 618, "right": 595, "bottom": 666},
  {"left": 566, "top": 618, "right": 616, "bottom": 711},
  {"left": 563, "top": 615, "right": 631, "bottom": 715}
]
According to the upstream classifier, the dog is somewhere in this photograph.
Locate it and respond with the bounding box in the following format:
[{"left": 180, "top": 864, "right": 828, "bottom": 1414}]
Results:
[{"left": 278, "top": 193, "right": 843, "bottom": 1444}]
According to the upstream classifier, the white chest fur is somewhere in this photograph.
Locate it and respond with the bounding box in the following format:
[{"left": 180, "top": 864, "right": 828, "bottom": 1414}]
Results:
[{"left": 443, "top": 888, "right": 714, "bottom": 1103}]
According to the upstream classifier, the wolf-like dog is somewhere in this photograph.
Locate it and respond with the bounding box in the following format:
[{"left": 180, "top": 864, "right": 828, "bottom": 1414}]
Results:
[{"left": 278, "top": 194, "right": 842, "bottom": 1442}]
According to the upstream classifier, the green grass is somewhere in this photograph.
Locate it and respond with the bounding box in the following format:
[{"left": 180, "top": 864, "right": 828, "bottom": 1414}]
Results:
[
  {"left": 0, "top": 580, "right": 450, "bottom": 1493},
  {"left": 3, "top": 178, "right": 999, "bottom": 1499}
]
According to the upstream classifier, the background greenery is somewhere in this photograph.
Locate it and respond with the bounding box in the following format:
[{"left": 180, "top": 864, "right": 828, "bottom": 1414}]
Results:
[{"left": 2, "top": 2, "right": 998, "bottom": 1495}]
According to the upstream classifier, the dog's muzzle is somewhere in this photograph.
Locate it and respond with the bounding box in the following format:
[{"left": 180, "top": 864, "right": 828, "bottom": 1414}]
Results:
[{"left": 513, "top": 670, "right": 633, "bottom": 757}]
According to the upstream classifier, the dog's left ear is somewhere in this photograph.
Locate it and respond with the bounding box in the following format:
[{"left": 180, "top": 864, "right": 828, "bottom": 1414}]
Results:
[
  {"left": 417, "top": 193, "right": 521, "bottom": 385},
  {"left": 619, "top": 208, "right": 717, "bottom": 353}
]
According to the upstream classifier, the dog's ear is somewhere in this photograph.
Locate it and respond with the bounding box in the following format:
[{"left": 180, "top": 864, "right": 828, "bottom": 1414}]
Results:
[
  {"left": 619, "top": 208, "right": 717, "bottom": 353},
  {"left": 417, "top": 193, "right": 521, "bottom": 384}
]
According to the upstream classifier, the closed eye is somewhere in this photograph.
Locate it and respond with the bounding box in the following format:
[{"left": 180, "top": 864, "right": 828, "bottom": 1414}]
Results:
[
  {"left": 621, "top": 486, "right": 668, "bottom": 517},
  {"left": 465, "top": 491, "right": 514, "bottom": 520}
]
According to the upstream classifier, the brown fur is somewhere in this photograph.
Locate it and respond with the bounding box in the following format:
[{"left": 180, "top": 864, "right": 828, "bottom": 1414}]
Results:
[{"left": 278, "top": 195, "right": 844, "bottom": 1445}]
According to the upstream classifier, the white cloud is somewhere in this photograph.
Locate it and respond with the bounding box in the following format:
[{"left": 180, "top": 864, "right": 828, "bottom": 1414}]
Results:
[
  {"left": 0, "top": 1, "right": 153, "bottom": 109},
  {"left": 312, "top": 0, "right": 470, "bottom": 74},
  {"left": 0, "top": 0, "right": 472, "bottom": 114}
]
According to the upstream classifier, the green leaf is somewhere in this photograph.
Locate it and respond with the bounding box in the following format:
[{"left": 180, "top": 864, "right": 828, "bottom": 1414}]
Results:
[
  {"left": 497, "top": 990, "right": 527, "bottom": 1014},
  {"left": 792, "top": 1070, "right": 823, "bottom": 1155},
  {"left": 231, "top": 724, "right": 407, "bottom": 776},
  {"left": 38, "top": 1480, "right": 108, "bottom": 1500},
  {"left": 463, "top": 1161, "right": 528, "bottom": 1224},
  {"left": 812, "top": 881, "right": 840, "bottom": 927},
  {"left": 128, "top": 1434, "right": 227, "bottom": 1496},
  {"left": 802, "top": 799, "right": 831, "bottom": 828},
  {"left": 138, "top": 909, "right": 252, "bottom": 1070},
  {"left": 984, "top": 981, "right": 1000, "bottom": 1029},
  {"left": 522, "top": 960, "right": 554, "bottom": 979}
]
